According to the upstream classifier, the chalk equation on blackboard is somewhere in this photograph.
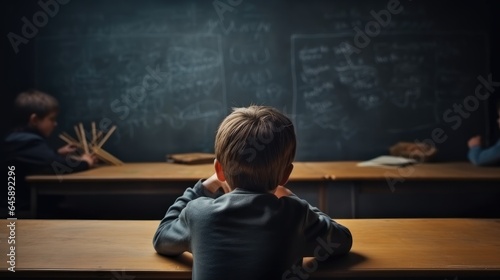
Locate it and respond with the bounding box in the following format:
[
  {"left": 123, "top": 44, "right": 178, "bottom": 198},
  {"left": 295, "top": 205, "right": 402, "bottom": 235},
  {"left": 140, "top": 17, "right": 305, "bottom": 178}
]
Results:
[
  {"left": 37, "top": 34, "right": 226, "bottom": 144},
  {"left": 291, "top": 32, "right": 488, "bottom": 141}
]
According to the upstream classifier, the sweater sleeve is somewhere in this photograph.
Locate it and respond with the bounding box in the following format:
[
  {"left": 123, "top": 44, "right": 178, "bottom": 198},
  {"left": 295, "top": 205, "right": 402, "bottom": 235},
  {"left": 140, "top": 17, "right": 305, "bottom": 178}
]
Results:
[
  {"left": 468, "top": 139, "right": 500, "bottom": 166},
  {"left": 153, "top": 180, "right": 216, "bottom": 256},
  {"left": 288, "top": 195, "right": 353, "bottom": 258},
  {"left": 14, "top": 137, "right": 89, "bottom": 174}
]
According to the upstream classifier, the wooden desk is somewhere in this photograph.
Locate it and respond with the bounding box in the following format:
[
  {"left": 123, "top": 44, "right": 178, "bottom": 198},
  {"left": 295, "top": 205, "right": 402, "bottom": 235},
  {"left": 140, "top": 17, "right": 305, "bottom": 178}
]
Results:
[
  {"left": 1, "top": 219, "right": 499, "bottom": 279},
  {"left": 25, "top": 162, "right": 500, "bottom": 219},
  {"left": 305, "top": 161, "right": 500, "bottom": 181},
  {"left": 305, "top": 162, "right": 500, "bottom": 218},
  {"left": 26, "top": 162, "right": 327, "bottom": 218}
]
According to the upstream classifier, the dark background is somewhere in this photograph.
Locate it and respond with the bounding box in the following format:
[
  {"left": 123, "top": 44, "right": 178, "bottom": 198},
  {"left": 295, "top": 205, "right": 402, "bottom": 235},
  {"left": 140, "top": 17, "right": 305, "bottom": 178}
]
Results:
[{"left": 2, "top": 0, "right": 499, "bottom": 163}]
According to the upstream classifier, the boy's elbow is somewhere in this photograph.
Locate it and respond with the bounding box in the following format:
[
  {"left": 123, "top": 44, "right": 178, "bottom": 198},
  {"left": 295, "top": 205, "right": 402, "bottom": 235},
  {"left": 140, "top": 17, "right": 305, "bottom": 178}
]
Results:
[
  {"left": 339, "top": 230, "right": 353, "bottom": 255},
  {"left": 332, "top": 227, "right": 353, "bottom": 256},
  {"left": 153, "top": 238, "right": 183, "bottom": 257},
  {"left": 152, "top": 230, "right": 187, "bottom": 257}
]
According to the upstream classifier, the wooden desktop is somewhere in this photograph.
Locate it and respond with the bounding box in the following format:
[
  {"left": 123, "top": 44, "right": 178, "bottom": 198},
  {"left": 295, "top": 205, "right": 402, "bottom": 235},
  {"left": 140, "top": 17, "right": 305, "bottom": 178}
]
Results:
[{"left": 1, "top": 218, "right": 499, "bottom": 279}]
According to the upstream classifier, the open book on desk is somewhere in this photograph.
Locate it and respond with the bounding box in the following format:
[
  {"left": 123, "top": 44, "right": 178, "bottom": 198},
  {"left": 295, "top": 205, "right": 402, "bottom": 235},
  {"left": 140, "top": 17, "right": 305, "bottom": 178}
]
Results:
[{"left": 357, "top": 155, "right": 417, "bottom": 167}]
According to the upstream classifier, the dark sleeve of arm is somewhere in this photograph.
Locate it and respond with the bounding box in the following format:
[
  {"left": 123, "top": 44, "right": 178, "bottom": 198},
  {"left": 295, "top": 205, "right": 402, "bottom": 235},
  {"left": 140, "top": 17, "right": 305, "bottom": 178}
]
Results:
[
  {"left": 468, "top": 140, "right": 500, "bottom": 166},
  {"left": 153, "top": 180, "right": 211, "bottom": 256},
  {"left": 37, "top": 140, "right": 90, "bottom": 174},
  {"left": 291, "top": 195, "right": 353, "bottom": 258},
  {"left": 15, "top": 138, "right": 89, "bottom": 174}
]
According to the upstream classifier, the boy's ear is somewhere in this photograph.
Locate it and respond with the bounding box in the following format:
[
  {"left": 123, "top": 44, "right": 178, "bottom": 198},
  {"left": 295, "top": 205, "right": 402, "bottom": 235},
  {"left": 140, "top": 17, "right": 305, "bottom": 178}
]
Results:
[
  {"left": 28, "top": 113, "right": 39, "bottom": 126},
  {"left": 279, "top": 163, "right": 294, "bottom": 186},
  {"left": 214, "top": 159, "right": 226, "bottom": 182}
]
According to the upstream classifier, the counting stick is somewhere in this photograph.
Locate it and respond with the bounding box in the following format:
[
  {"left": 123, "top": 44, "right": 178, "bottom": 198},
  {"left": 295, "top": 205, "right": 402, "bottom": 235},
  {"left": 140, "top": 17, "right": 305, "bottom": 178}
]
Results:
[
  {"left": 58, "top": 134, "right": 82, "bottom": 148},
  {"left": 79, "top": 123, "right": 89, "bottom": 154},
  {"left": 92, "top": 131, "right": 103, "bottom": 146},
  {"left": 74, "top": 125, "right": 82, "bottom": 146},
  {"left": 91, "top": 122, "right": 97, "bottom": 145},
  {"left": 61, "top": 132, "right": 79, "bottom": 144},
  {"left": 93, "top": 147, "right": 123, "bottom": 165},
  {"left": 96, "top": 125, "right": 116, "bottom": 149}
]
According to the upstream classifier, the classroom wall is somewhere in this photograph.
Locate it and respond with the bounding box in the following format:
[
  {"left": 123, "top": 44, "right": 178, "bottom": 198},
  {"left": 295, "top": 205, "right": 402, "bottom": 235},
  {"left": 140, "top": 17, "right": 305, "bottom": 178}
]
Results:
[{"left": 3, "top": 0, "right": 500, "bottom": 162}]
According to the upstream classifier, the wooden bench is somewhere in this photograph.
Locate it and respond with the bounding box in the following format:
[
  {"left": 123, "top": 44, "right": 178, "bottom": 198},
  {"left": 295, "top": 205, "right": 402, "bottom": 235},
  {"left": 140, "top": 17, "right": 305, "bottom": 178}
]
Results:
[{"left": 1, "top": 219, "right": 499, "bottom": 279}]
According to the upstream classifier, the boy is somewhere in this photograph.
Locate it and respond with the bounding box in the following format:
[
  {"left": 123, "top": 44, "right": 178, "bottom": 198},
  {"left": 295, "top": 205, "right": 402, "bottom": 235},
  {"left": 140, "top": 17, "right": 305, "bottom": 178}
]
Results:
[
  {"left": 467, "top": 100, "right": 500, "bottom": 166},
  {"left": 3, "top": 89, "right": 96, "bottom": 211},
  {"left": 153, "top": 106, "right": 352, "bottom": 280}
]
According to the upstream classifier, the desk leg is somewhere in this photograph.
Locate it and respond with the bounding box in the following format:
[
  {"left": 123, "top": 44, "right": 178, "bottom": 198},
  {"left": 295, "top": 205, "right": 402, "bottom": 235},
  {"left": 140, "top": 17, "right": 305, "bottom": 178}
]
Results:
[
  {"left": 318, "top": 182, "right": 327, "bottom": 213},
  {"left": 30, "top": 185, "right": 37, "bottom": 218},
  {"left": 350, "top": 183, "right": 357, "bottom": 218}
]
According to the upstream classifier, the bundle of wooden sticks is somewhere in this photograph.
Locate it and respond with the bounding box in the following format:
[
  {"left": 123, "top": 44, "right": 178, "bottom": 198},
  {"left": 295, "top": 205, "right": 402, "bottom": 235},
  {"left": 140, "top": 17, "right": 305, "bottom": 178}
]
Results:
[{"left": 58, "top": 122, "right": 123, "bottom": 166}]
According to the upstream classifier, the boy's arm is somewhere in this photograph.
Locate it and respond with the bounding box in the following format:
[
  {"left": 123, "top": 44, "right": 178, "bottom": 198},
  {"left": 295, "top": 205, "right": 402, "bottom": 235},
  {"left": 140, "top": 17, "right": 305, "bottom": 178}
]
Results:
[
  {"left": 16, "top": 137, "right": 90, "bottom": 173},
  {"left": 468, "top": 139, "right": 500, "bottom": 166},
  {"left": 153, "top": 179, "right": 224, "bottom": 256},
  {"left": 278, "top": 186, "right": 352, "bottom": 258},
  {"left": 300, "top": 202, "right": 353, "bottom": 258}
]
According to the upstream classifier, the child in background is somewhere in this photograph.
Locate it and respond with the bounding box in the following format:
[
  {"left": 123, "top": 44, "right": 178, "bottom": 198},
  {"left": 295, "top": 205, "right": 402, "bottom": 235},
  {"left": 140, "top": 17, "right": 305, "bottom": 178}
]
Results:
[
  {"left": 468, "top": 100, "right": 500, "bottom": 166},
  {"left": 3, "top": 89, "right": 96, "bottom": 211},
  {"left": 153, "top": 105, "right": 352, "bottom": 280}
]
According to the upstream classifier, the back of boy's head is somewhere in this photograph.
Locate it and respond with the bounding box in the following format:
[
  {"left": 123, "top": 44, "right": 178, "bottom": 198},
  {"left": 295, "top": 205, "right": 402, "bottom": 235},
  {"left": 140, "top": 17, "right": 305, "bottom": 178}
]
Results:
[
  {"left": 13, "top": 89, "right": 59, "bottom": 128},
  {"left": 215, "top": 105, "right": 296, "bottom": 192}
]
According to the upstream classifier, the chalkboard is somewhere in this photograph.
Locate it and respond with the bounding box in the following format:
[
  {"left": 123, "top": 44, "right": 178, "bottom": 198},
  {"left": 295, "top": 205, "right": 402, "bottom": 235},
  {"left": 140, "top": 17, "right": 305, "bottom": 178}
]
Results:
[{"left": 33, "top": 0, "right": 492, "bottom": 161}]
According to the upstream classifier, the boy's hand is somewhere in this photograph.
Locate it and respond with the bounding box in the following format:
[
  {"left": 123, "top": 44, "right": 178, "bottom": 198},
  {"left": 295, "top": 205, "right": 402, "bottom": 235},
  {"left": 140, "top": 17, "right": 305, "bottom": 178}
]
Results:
[
  {"left": 202, "top": 173, "right": 231, "bottom": 194},
  {"left": 80, "top": 153, "right": 97, "bottom": 168},
  {"left": 58, "top": 144, "right": 77, "bottom": 155},
  {"left": 468, "top": 135, "right": 481, "bottom": 148},
  {"left": 274, "top": 185, "right": 294, "bottom": 198}
]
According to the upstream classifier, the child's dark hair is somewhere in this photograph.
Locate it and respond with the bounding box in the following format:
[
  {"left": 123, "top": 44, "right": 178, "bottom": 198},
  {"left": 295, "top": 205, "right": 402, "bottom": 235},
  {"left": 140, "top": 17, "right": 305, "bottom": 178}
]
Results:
[
  {"left": 14, "top": 89, "right": 59, "bottom": 127},
  {"left": 215, "top": 106, "right": 296, "bottom": 192}
]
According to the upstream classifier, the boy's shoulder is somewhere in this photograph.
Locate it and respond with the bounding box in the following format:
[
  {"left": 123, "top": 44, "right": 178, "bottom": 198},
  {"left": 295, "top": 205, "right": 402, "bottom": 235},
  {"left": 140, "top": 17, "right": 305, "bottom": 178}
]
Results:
[
  {"left": 185, "top": 190, "right": 310, "bottom": 220},
  {"left": 5, "top": 130, "right": 44, "bottom": 141}
]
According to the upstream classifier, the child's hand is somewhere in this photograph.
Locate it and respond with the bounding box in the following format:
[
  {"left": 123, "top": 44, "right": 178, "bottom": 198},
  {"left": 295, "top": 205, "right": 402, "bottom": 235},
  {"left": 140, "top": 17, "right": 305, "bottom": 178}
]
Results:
[
  {"left": 468, "top": 135, "right": 481, "bottom": 148},
  {"left": 80, "top": 153, "right": 97, "bottom": 168},
  {"left": 58, "top": 144, "right": 77, "bottom": 155},
  {"left": 202, "top": 173, "right": 231, "bottom": 194},
  {"left": 274, "top": 185, "right": 294, "bottom": 198}
]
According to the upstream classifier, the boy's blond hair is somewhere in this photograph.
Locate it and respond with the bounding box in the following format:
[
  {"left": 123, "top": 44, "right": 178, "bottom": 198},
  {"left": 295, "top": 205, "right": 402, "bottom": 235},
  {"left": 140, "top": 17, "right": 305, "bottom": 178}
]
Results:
[
  {"left": 14, "top": 89, "right": 59, "bottom": 127},
  {"left": 215, "top": 106, "right": 296, "bottom": 192}
]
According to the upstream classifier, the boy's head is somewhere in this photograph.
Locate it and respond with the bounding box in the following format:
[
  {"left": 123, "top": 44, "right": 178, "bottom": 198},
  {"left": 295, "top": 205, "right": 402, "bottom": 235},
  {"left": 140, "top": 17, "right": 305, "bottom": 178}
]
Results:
[
  {"left": 214, "top": 105, "right": 296, "bottom": 192},
  {"left": 14, "top": 89, "right": 59, "bottom": 137}
]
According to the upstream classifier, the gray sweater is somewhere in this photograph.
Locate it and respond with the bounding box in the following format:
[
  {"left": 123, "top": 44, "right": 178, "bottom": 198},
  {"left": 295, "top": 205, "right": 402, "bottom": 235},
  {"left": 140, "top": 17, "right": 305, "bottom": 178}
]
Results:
[{"left": 153, "top": 180, "right": 352, "bottom": 280}]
